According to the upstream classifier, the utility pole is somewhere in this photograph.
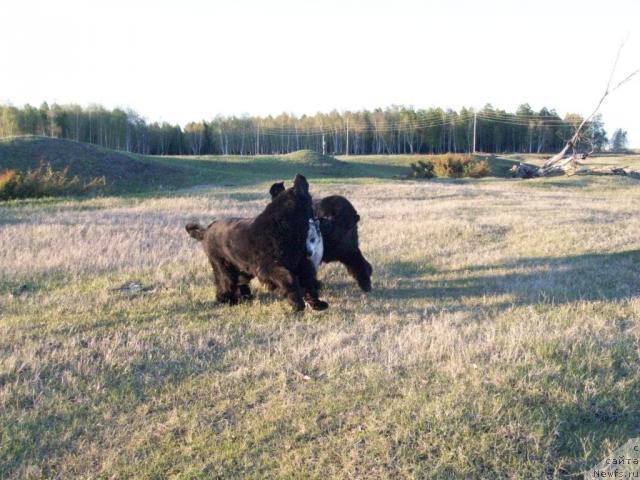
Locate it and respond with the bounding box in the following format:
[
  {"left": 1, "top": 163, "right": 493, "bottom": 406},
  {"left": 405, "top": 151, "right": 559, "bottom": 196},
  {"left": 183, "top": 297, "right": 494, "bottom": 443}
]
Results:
[
  {"left": 345, "top": 117, "right": 349, "bottom": 156},
  {"left": 472, "top": 111, "right": 477, "bottom": 154},
  {"left": 322, "top": 133, "right": 326, "bottom": 155}
]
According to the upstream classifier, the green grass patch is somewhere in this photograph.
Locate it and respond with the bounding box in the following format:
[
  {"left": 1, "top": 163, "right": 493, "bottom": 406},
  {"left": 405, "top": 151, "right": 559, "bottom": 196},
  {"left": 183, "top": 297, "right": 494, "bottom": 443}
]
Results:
[
  {"left": 3, "top": 140, "right": 640, "bottom": 476},
  {"left": 2, "top": 175, "right": 640, "bottom": 477}
]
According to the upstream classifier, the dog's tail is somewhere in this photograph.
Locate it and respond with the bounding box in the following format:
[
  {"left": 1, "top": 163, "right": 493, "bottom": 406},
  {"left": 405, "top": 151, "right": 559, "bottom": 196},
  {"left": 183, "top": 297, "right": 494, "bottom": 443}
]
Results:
[{"left": 185, "top": 223, "right": 206, "bottom": 241}]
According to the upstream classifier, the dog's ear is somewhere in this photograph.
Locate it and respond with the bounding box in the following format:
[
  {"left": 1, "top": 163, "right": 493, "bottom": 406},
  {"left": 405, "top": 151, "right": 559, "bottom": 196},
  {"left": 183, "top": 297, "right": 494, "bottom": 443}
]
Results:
[
  {"left": 293, "top": 174, "right": 309, "bottom": 198},
  {"left": 269, "top": 181, "right": 285, "bottom": 199}
]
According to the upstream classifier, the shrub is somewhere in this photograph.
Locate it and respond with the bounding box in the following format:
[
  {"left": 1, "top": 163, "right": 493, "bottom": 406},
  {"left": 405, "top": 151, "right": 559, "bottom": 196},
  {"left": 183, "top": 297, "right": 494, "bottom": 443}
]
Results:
[
  {"left": 0, "top": 162, "right": 105, "bottom": 200},
  {"left": 0, "top": 169, "right": 20, "bottom": 196},
  {"left": 409, "top": 154, "right": 491, "bottom": 179},
  {"left": 464, "top": 158, "right": 492, "bottom": 178},
  {"left": 409, "top": 160, "right": 435, "bottom": 178}
]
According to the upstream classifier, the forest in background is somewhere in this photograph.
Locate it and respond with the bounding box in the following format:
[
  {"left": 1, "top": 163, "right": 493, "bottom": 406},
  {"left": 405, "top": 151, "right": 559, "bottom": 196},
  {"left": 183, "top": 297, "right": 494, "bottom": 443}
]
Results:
[{"left": 0, "top": 102, "right": 618, "bottom": 156}]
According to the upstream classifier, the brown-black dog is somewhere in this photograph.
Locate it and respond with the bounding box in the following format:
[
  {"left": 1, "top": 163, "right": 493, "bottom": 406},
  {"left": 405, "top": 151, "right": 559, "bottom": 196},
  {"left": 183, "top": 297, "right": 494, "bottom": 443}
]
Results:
[
  {"left": 269, "top": 182, "right": 373, "bottom": 292},
  {"left": 186, "top": 174, "right": 327, "bottom": 312}
]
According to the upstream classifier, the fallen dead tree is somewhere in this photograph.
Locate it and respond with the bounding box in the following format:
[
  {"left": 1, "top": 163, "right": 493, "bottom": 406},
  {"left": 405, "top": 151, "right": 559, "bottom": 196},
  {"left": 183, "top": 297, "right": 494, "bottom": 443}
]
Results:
[
  {"left": 511, "top": 158, "right": 640, "bottom": 179},
  {"left": 578, "top": 165, "right": 640, "bottom": 179},
  {"left": 512, "top": 42, "right": 638, "bottom": 180}
]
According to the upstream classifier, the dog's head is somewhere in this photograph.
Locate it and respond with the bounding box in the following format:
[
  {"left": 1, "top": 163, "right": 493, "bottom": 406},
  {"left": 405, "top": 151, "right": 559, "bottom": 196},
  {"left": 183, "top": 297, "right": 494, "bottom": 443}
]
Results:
[
  {"left": 306, "top": 218, "right": 323, "bottom": 269},
  {"left": 269, "top": 174, "right": 313, "bottom": 217},
  {"left": 291, "top": 174, "right": 312, "bottom": 217},
  {"left": 269, "top": 176, "right": 322, "bottom": 264},
  {"left": 269, "top": 174, "right": 313, "bottom": 209},
  {"left": 292, "top": 174, "right": 310, "bottom": 199}
]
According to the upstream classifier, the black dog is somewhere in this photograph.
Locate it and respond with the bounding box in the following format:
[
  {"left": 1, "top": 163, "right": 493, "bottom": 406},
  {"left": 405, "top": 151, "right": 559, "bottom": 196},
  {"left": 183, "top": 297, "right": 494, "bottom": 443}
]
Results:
[
  {"left": 269, "top": 182, "right": 373, "bottom": 292},
  {"left": 187, "top": 174, "right": 328, "bottom": 312}
]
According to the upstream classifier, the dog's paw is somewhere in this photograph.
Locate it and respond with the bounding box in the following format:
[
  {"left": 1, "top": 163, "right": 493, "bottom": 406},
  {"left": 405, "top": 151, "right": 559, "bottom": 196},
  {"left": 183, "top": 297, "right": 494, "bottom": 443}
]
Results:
[
  {"left": 291, "top": 300, "right": 306, "bottom": 312},
  {"left": 357, "top": 277, "right": 372, "bottom": 292},
  {"left": 216, "top": 293, "right": 240, "bottom": 305},
  {"left": 307, "top": 299, "right": 329, "bottom": 311}
]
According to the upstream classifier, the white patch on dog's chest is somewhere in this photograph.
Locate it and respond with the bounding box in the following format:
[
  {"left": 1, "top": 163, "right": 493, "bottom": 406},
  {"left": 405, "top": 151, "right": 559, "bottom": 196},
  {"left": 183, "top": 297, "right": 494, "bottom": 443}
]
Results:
[{"left": 306, "top": 218, "right": 323, "bottom": 270}]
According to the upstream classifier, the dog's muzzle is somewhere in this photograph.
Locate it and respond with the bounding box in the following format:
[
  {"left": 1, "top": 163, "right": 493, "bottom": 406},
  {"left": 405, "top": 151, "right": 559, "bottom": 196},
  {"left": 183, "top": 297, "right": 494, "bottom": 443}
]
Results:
[{"left": 306, "top": 218, "right": 323, "bottom": 270}]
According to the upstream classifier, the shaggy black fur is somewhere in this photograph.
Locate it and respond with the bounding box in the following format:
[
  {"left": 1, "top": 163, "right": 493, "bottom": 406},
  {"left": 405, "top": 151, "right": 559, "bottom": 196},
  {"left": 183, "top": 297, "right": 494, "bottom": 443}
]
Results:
[
  {"left": 186, "top": 174, "right": 328, "bottom": 312},
  {"left": 270, "top": 182, "right": 373, "bottom": 292}
]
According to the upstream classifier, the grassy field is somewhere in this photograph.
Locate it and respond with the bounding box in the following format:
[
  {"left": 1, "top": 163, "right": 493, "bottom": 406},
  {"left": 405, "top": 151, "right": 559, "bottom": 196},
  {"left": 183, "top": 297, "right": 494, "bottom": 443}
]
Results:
[{"left": 2, "top": 145, "right": 640, "bottom": 478}]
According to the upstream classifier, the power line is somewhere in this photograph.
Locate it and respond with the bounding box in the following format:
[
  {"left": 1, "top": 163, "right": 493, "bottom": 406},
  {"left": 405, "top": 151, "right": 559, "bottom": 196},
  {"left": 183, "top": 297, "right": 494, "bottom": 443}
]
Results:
[
  {"left": 201, "top": 109, "right": 592, "bottom": 135},
  {"left": 243, "top": 115, "right": 475, "bottom": 135},
  {"left": 190, "top": 111, "right": 595, "bottom": 136},
  {"left": 474, "top": 115, "right": 576, "bottom": 127},
  {"left": 221, "top": 115, "right": 582, "bottom": 136},
  {"left": 476, "top": 112, "right": 574, "bottom": 123}
]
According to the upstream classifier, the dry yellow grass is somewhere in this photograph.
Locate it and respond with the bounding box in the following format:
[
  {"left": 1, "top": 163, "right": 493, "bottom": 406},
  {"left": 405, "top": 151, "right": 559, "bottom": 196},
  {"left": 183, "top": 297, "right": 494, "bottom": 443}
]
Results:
[{"left": 1, "top": 172, "right": 640, "bottom": 478}]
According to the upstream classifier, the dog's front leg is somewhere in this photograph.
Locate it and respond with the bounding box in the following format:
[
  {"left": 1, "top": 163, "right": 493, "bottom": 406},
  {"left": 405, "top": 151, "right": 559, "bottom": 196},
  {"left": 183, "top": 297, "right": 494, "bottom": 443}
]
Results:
[
  {"left": 259, "top": 265, "right": 305, "bottom": 312},
  {"left": 340, "top": 249, "right": 373, "bottom": 292},
  {"left": 297, "top": 258, "right": 329, "bottom": 311}
]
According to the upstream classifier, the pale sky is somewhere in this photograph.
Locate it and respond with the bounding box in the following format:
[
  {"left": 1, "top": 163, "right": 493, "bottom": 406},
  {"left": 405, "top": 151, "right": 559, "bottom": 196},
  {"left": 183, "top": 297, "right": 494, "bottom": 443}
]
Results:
[{"left": 3, "top": 0, "right": 640, "bottom": 146}]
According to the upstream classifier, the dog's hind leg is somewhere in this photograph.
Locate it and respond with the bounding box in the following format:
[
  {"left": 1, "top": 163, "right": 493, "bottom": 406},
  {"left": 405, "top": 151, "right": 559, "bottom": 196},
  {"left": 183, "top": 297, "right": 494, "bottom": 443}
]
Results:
[
  {"left": 209, "top": 258, "right": 240, "bottom": 305},
  {"left": 297, "top": 258, "right": 329, "bottom": 311},
  {"left": 258, "top": 264, "right": 305, "bottom": 312},
  {"left": 340, "top": 249, "right": 373, "bottom": 292},
  {"left": 237, "top": 273, "right": 254, "bottom": 301}
]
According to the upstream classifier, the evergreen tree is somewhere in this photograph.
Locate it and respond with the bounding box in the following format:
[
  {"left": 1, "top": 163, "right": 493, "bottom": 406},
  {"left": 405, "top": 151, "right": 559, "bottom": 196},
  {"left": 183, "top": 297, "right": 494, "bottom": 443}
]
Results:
[{"left": 610, "top": 129, "right": 628, "bottom": 152}]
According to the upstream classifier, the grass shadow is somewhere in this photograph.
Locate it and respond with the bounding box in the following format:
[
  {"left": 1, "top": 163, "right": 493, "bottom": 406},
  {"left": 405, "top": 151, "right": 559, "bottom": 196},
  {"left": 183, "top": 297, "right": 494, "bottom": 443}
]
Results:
[{"left": 379, "top": 250, "right": 640, "bottom": 307}]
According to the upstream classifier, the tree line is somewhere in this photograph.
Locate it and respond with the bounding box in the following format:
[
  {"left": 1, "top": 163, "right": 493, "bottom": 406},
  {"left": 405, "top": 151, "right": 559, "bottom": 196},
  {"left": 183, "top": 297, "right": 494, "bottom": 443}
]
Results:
[{"left": 0, "top": 102, "right": 616, "bottom": 156}]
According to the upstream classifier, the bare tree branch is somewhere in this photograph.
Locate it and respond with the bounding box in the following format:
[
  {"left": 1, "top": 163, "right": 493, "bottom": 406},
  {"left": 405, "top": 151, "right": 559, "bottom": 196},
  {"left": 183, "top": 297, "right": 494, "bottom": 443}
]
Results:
[{"left": 539, "top": 40, "right": 639, "bottom": 174}]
